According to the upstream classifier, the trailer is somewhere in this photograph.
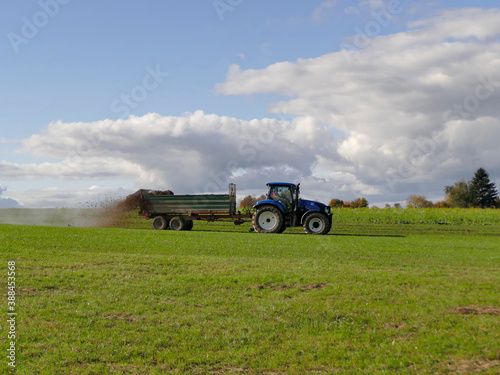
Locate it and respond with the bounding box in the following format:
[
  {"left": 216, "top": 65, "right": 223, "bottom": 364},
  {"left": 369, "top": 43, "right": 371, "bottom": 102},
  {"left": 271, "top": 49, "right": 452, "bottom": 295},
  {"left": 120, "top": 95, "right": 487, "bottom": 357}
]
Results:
[
  {"left": 132, "top": 183, "right": 249, "bottom": 230},
  {"left": 132, "top": 182, "right": 332, "bottom": 234}
]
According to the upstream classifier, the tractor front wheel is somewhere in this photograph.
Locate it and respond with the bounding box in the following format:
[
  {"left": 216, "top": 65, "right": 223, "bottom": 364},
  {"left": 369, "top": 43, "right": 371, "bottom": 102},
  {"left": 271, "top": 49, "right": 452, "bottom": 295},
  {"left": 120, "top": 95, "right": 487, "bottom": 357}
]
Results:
[
  {"left": 252, "top": 206, "right": 284, "bottom": 234},
  {"left": 303, "top": 212, "right": 331, "bottom": 235}
]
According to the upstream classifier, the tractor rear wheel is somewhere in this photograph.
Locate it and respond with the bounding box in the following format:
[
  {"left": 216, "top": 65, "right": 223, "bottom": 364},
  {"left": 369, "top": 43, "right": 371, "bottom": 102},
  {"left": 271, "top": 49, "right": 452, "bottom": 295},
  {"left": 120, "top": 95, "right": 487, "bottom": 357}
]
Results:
[
  {"left": 169, "top": 216, "right": 186, "bottom": 231},
  {"left": 152, "top": 216, "right": 168, "bottom": 230},
  {"left": 303, "top": 212, "right": 331, "bottom": 235},
  {"left": 276, "top": 221, "right": 286, "bottom": 233},
  {"left": 252, "top": 206, "right": 284, "bottom": 233}
]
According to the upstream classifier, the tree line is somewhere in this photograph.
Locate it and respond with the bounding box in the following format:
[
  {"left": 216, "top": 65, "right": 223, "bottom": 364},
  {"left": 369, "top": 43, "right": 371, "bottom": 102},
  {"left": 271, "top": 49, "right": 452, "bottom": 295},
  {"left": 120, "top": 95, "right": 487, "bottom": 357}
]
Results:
[
  {"left": 238, "top": 168, "right": 498, "bottom": 210},
  {"left": 407, "top": 168, "right": 499, "bottom": 209}
]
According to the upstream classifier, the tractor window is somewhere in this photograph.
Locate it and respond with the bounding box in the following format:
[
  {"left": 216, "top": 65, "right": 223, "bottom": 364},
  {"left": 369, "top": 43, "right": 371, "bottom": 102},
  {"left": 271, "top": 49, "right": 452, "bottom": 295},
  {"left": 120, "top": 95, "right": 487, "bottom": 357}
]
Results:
[{"left": 269, "top": 186, "right": 293, "bottom": 213}]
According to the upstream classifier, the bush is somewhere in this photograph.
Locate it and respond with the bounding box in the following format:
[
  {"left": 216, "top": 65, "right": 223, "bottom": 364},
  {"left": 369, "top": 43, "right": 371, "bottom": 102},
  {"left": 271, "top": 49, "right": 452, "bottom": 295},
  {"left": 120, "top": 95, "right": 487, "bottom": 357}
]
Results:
[{"left": 407, "top": 195, "right": 433, "bottom": 208}]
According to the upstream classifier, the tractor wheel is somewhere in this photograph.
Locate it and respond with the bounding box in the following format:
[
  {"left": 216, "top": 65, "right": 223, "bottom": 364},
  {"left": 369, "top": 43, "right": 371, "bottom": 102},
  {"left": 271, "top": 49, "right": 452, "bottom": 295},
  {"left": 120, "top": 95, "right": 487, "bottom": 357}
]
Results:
[
  {"left": 169, "top": 216, "right": 186, "bottom": 231},
  {"left": 276, "top": 221, "right": 286, "bottom": 233},
  {"left": 303, "top": 212, "right": 331, "bottom": 235},
  {"left": 252, "top": 206, "right": 284, "bottom": 233},
  {"left": 185, "top": 219, "right": 194, "bottom": 231},
  {"left": 152, "top": 216, "right": 168, "bottom": 230}
]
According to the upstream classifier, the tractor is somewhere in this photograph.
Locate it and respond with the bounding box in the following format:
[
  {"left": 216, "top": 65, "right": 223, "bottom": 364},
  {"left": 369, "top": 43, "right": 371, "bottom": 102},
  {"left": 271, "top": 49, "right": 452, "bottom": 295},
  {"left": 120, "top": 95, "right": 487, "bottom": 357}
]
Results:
[{"left": 252, "top": 182, "right": 332, "bottom": 235}]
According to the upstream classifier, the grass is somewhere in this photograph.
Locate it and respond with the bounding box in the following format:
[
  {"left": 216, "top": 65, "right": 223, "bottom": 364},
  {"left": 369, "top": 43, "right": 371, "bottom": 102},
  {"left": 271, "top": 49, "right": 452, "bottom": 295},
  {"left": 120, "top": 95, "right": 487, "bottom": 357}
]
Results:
[
  {"left": 0, "top": 209, "right": 499, "bottom": 374},
  {"left": 329, "top": 207, "right": 500, "bottom": 225}
]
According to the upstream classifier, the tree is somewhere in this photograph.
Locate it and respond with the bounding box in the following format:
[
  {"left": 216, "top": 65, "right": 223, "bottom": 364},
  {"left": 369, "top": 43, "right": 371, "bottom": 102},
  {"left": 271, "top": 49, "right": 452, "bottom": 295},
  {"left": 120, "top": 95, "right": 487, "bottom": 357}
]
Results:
[
  {"left": 340, "top": 197, "right": 369, "bottom": 208},
  {"left": 351, "top": 197, "right": 369, "bottom": 208},
  {"left": 406, "top": 194, "right": 433, "bottom": 208},
  {"left": 256, "top": 194, "right": 266, "bottom": 203},
  {"left": 329, "top": 198, "right": 344, "bottom": 208},
  {"left": 239, "top": 195, "right": 255, "bottom": 210},
  {"left": 445, "top": 168, "right": 498, "bottom": 208},
  {"left": 469, "top": 168, "right": 498, "bottom": 208},
  {"left": 445, "top": 180, "right": 474, "bottom": 208},
  {"left": 238, "top": 194, "right": 266, "bottom": 212}
]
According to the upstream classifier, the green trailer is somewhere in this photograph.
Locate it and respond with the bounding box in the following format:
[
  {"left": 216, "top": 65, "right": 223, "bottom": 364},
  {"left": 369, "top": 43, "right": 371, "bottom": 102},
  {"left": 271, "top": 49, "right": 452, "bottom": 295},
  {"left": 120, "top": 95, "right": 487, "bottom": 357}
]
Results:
[{"left": 133, "top": 183, "right": 249, "bottom": 230}]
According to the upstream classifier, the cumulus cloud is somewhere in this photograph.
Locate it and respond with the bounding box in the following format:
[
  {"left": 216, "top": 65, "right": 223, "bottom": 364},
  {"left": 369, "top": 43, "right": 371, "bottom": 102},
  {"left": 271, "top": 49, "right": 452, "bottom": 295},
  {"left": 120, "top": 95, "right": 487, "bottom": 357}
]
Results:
[
  {"left": 217, "top": 8, "right": 500, "bottom": 200},
  {"left": 4, "top": 111, "right": 334, "bottom": 198}
]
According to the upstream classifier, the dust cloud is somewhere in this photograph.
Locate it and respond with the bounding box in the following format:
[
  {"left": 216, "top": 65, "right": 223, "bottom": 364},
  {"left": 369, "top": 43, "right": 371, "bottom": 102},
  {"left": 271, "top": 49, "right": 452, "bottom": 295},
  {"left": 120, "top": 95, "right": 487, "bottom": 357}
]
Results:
[{"left": 0, "top": 193, "right": 142, "bottom": 228}]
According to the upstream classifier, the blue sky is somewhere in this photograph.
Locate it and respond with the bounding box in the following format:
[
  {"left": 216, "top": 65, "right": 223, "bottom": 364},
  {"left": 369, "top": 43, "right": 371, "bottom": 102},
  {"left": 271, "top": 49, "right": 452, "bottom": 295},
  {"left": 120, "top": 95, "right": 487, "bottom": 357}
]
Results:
[
  {"left": 1, "top": 1, "right": 347, "bottom": 131},
  {"left": 1, "top": 0, "right": 500, "bottom": 207}
]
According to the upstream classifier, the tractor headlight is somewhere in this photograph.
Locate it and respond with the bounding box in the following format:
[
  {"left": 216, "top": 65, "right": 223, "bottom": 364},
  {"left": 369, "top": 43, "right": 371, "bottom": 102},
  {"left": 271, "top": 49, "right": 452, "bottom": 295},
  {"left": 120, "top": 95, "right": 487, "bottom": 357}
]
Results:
[{"left": 325, "top": 206, "right": 330, "bottom": 214}]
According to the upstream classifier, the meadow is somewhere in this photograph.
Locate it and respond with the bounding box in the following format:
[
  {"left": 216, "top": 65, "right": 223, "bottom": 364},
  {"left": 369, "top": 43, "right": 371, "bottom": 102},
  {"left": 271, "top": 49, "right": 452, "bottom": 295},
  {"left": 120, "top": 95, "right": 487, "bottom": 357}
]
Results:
[{"left": 0, "top": 208, "right": 499, "bottom": 374}]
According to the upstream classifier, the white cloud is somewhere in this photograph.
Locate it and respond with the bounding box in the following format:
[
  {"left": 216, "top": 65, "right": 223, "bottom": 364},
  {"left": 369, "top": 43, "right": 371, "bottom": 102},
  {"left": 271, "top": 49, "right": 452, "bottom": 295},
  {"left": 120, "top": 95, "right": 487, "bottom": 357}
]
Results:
[
  {"left": 5, "top": 111, "right": 334, "bottom": 199},
  {"left": 217, "top": 8, "right": 500, "bottom": 198},
  {"left": 408, "top": 8, "right": 500, "bottom": 41}
]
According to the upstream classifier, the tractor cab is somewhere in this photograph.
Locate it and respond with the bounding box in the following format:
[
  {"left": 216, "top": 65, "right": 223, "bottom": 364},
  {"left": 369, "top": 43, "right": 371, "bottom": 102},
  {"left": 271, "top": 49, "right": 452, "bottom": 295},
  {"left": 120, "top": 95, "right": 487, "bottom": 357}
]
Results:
[{"left": 267, "top": 182, "right": 298, "bottom": 214}]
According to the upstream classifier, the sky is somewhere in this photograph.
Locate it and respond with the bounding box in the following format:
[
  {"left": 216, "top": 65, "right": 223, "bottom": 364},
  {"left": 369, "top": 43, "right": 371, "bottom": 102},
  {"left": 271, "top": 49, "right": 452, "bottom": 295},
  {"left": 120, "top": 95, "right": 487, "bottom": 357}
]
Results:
[{"left": 1, "top": 0, "right": 499, "bottom": 208}]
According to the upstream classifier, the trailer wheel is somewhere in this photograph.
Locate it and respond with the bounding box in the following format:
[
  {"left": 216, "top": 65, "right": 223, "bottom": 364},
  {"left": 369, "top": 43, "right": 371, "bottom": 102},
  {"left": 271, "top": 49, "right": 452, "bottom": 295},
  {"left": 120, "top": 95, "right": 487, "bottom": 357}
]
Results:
[
  {"left": 169, "top": 216, "right": 186, "bottom": 231},
  {"left": 185, "top": 220, "right": 194, "bottom": 231},
  {"left": 303, "top": 212, "right": 331, "bottom": 235},
  {"left": 252, "top": 206, "right": 284, "bottom": 233},
  {"left": 152, "top": 216, "right": 168, "bottom": 230}
]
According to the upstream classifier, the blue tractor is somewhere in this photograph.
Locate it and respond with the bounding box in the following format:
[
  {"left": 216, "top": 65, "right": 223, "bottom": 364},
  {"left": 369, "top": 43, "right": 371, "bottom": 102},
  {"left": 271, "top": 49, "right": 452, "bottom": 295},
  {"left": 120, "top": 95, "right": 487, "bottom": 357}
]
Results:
[{"left": 252, "top": 182, "right": 332, "bottom": 235}]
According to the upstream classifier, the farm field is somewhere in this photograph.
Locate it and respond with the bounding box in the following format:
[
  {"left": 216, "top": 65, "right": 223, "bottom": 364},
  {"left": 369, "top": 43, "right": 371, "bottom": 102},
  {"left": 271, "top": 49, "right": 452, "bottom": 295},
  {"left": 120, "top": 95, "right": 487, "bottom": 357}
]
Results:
[{"left": 1, "top": 208, "right": 499, "bottom": 374}]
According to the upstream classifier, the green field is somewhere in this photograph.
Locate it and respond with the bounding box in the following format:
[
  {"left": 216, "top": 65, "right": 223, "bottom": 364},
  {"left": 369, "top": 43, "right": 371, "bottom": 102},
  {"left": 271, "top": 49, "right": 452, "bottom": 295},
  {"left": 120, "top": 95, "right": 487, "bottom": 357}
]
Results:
[{"left": 1, "top": 209, "right": 499, "bottom": 374}]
